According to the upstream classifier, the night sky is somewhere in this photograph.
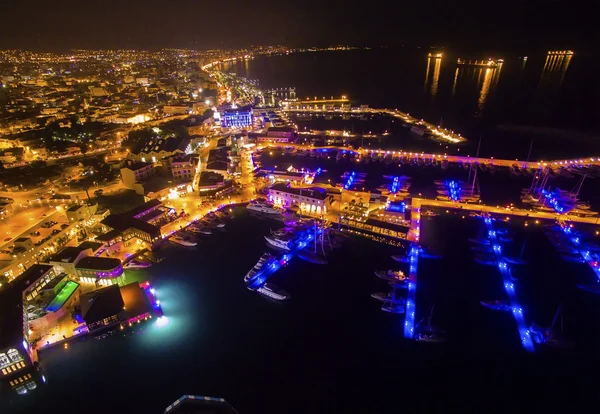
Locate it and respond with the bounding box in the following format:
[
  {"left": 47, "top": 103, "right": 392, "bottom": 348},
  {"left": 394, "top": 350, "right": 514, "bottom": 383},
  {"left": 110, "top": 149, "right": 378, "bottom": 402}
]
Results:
[{"left": 0, "top": 0, "right": 593, "bottom": 51}]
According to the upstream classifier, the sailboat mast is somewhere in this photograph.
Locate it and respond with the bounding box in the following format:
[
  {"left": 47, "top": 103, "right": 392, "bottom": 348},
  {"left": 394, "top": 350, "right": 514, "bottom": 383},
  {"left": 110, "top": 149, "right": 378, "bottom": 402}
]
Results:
[
  {"left": 526, "top": 140, "right": 534, "bottom": 162},
  {"left": 314, "top": 220, "right": 317, "bottom": 254},
  {"left": 320, "top": 218, "right": 326, "bottom": 257},
  {"left": 471, "top": 137, "right": 482, "bottom": 195}
]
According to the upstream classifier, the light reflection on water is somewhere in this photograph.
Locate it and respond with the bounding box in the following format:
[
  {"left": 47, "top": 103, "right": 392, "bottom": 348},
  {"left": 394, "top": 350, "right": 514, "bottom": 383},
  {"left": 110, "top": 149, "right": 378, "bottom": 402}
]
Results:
[{"left": 137, "top": 278, "right": 196, "bottom": 349}]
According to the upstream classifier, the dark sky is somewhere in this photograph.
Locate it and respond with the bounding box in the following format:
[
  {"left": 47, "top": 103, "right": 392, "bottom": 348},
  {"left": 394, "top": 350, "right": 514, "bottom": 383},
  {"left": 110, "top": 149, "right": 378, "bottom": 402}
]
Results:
[{"left": 0, "top": 0, "right": 594, "bottom": 51}]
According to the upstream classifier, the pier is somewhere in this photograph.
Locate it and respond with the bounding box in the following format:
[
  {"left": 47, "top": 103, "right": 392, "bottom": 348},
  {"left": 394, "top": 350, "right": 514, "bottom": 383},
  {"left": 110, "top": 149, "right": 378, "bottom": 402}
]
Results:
[
  {"left": 552, "top": 224, "right": 600, "bottom": 282},
  {"left": 245, "top": 227, "right": 315, "bottom": 290},
  {"left": 403, "top": 246, "right": 420, "bottom": 339},
  {"left": 483, "top": 216, "right": 536, "bottom": 352},
  {"left": 261, "top": 142, "right": 600, "bottom": 171},
  {"left": 282, "top": 105, "right": 466, "bottom": 144}
]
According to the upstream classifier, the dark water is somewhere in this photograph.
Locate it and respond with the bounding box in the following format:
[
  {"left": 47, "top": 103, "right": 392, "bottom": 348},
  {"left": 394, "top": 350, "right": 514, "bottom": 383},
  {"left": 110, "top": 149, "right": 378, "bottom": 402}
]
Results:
[
  {"left": 227, "top": 49, "right": 600, "bottom": 159},
  {"left": 4, "top": 209, "right": 600, "bottom": 413}
]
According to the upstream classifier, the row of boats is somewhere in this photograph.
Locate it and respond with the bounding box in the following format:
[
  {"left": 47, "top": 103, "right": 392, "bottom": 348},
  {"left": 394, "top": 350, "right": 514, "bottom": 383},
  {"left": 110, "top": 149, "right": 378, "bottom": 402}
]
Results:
[
  {"left": 473, "top": 218, "right": 574, "bottom": 348},
  {"left": 371, "top": 246, "right": 446, "bottom": 343},
  {"left": 170, "top": 211, "right": 229, "bottom": 247}
]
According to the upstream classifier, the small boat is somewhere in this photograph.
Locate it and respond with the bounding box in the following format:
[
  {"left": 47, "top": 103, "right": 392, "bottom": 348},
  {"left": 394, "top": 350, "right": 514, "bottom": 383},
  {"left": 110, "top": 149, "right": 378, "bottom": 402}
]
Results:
[
  {"left": 504, "top": 256, "right": 528, "bottom": 265},
  {"left": 391, "top": 255, "right": 410, "bottom": 263},
  {"left": 474, "top": 256, "right": 496, "bottom": 266},
  {"left": 196, "top": 227, "right": 213, "bottom": 235},
  {"left": 529, "top": 306, "right": 573, "bottom": 348},
  {"left": 416, "top": 306, "right": 446, "bottom": 343},
  {"left": 419, "top": 251, "right": 442, "bottom": 260},
  {"left": 560, "top": 253, "right": 585, "bottom": 263},
  {"left": 388, "top": 279, "right": 409, "bottom": 289},
  {"left": 469, "top": 237, "right": 491, "bottom": 245},
  {"left": 480, "top": 300, "right": 511, "bottom": 312},
  {"left": 576, "top": 283, "right": 600, "bottom": 294},
  {"left": 374, "top": 270, "right": 406, "bottom": 281},
  {"left": 381, "top": 299, "right": 406, "bottom": 314},
  {"left": 257, "top": 283, "right": 290, "bottom": 301},
  {"left": 371, "top": 292, "right": 393, "bottom": 302},
  {"left": 170, "top": 235, "right": 198, "bottom": 247}
]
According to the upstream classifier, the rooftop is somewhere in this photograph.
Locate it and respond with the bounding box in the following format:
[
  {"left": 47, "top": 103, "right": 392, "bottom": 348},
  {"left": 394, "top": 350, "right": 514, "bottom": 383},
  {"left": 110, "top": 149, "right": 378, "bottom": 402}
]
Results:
[
  {"left": 131, "top": 136, "right": 190, "bottom": 156},
  {"left": 124, "top": 161, "right": 153, "bottom": 171},
  {"left": 120, "top": 282, "right": 152, "bottom": 320},
  {"left": 128, "top": 199, "right": 162, "bottom": 219},
  {"left": 81, "top": 285, "right": 124, "bottom": 326},
  {"left": 77, "top": 241, "right": 103, "bottom": 253},
  {"left": 49, "top": 246, "right": 84, "bottom": 263},
  {"left": 270, "top": 182, "right": 329, "bottom": 200},
  {"left": 102, "top": 214, "right": 161, "bottom": 238},
  {"left": 268, "top": 126, "right": 294, "bottom": 132},
  {"left": 76, "top": 256, "right": 122, "bottom": 271}
]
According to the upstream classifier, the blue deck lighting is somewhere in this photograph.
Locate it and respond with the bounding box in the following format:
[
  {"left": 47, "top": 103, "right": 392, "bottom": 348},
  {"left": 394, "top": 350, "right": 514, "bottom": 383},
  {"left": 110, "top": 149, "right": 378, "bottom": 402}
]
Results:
[
  {"left": 403, "top": 246, "right": 420, "bottom": 339},
  {"left": 485, "top": 217, "right": 535, "bottom": 352}
]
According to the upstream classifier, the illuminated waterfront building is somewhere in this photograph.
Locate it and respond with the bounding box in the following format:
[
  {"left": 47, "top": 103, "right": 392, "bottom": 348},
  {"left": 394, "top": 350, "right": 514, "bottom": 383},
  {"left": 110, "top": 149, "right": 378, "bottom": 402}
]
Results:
[
  {"left": 76, "top": 257, "right": 124, "bottom": 286},
  {"left": 221, "top": 109, "right": 253, "bottom": 128},
  {"left": 268, "top": 182, "right": 333, "bottom": 215},
  {"left": 0, "top": 265, "right": 54, "bottom": 381}
]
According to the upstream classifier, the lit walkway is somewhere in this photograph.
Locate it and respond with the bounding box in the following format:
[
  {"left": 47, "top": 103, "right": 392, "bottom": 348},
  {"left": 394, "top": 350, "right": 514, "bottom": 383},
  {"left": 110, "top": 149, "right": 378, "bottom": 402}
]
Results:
[
  {"left": 403, "top": 246, "right": 420, "bottom": 339},
  {"left": 245, "top": 229, "right": 314, "bottom": 290},
  {"left": 413, "top": 198, "right": 598, "bottom": 226},
  {"left": 403, "top": 202, "right": 421, "bottom": 338},
  {"left": 555, "top": 224, "right": 600, "bottom": 282},
  {"left": 483, "top": 216, "right": 536, "bottom": 352},
  {"left": 260, "top": 142, "right": 600, "bottom": 170}
]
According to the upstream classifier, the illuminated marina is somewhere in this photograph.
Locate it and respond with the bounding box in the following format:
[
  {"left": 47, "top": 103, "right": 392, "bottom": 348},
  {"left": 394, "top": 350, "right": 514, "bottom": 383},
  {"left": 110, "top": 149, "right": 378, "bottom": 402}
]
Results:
[{"left": 1, "top": 39, "right": 599, "bottom": 414}]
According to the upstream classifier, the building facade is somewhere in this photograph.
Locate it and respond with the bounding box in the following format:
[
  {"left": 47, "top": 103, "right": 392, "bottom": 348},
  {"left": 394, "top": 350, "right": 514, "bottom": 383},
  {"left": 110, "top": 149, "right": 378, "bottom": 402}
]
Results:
[
  {"left": 221, "top": 109, "right": 253, "bottom": 128},
  {"left": 268, "top": 183, "right": 333, "bottom": 216}
]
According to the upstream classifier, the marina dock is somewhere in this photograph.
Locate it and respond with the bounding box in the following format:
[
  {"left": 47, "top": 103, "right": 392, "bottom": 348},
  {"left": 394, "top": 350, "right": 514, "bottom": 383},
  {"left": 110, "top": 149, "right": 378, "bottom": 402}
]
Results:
[
  {"left": 403, "top": 246, "right": 420, "bottom": 339},
  {"left": 483, "top": 216, "right": 536, "bottom": 352}
]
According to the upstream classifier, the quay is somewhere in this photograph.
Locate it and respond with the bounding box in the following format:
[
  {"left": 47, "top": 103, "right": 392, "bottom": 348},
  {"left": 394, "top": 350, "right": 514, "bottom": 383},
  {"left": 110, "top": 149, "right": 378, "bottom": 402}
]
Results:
[
  {"left": 260, "top": 142, "right": 600, "bottom": 170},
  {"left": 281, "top": 105, "right": 466, "bottom": 144}
]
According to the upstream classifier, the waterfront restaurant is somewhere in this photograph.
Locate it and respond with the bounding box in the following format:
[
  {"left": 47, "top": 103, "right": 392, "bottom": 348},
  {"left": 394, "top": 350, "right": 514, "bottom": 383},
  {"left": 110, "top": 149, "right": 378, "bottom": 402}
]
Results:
[
  {"left": 80, "top": 285, "right": 124, "bottom": 331},
  {"left": 75, "top": 257, "right": 124, "bottom": 286},
  {"left": 268, "top": 182, "right": 332, "bottom": 216}
]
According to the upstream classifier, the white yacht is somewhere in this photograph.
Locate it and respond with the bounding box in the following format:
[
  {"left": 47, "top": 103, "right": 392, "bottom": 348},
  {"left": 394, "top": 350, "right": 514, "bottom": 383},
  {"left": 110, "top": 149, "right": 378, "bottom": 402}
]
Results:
[
  {"left": 123, "top": 260, "right": 152, "bottom": 269},
  {"left": 264, "top": 234, "right": 294, "bottom": 251},
  {"left": 247, "top": 200, "right": 283, "bottom": 216},
  {"left": 257, "top": 283, "right": 290, "bottom": 301},
  {"left": 410, "top": 124, "right": 432, "bottom": 136},
  {"left": 374, "top": 270, "right": 406, "bottom": 281},
  {"left": 170, "top": 235, "right": 198, "bottom": 247},
  {"left": 381, "top": 299, "right": 406, "bottom": 314},
  {"left": 244, "top": 253, "right": 275, "bottom": 283},
  {"left": 371, "top": 292, "right": 393, "bottom": 302}
]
